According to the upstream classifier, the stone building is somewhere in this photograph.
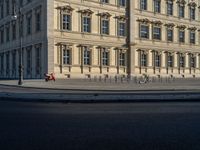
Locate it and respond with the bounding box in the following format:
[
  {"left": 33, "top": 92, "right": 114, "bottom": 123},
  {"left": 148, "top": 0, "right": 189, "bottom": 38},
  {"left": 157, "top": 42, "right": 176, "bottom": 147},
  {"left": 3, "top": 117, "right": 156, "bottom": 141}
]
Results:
[
  {"left": 129, "top": 0, "right": 200, "bottom": 78},
  {"left": 0, "top": 0, "right": 200, "bottom": 79}
]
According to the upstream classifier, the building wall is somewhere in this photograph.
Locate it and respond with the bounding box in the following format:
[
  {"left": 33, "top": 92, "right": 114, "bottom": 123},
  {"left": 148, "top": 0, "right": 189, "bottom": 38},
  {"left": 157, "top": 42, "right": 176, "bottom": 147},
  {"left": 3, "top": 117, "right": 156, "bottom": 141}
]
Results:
[
  {"left": 130, "top": 0, "right": 200, "bottom": 78},
  {"left": 53, "top": 0, "right": 127, "bottom": 78},
  {"left": 0, "top": 0, "right": 47, "bottom": 79}
]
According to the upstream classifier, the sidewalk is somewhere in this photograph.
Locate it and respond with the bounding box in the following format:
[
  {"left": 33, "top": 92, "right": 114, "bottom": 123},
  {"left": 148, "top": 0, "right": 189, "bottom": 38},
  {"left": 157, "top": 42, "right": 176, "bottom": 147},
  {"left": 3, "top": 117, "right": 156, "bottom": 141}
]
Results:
[{"left": 0, "top": 79, "right": 200, "bottom": 102}]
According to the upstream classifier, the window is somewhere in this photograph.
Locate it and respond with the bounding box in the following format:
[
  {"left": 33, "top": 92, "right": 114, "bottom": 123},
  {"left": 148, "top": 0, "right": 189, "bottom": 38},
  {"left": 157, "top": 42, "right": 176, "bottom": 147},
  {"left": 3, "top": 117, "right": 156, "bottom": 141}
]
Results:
[
  {"left": 167, "top": 28, "right": 173, "bottom": 42},
  {"left": 63, "top": 47, "right": 71, "bottom": 65},
  {"left": 140, "top": 0, "right": 147, "bottom": 10},
  {"left": 0, "top": 54, "right": 4, "bottom": 75},
  {"left": 0, "top": 4, "right": 3, "bottom": 19},
  {"left": 190, "top": 31, "right": 195, "bottom": 44},
  {"left": 167, "top": 0, "right": 173, "bottom": 15},
  {"left": 35, "top": 12, "right": 41, "bottom": 32},
  {"left": 179, "top": 55, "right": 184, "bottom": 68},
  {"left": 5, "top": 0, "right": 9, "bottom": 16},
  {"left": 153, "top": 26, "right": 161, "bottom": 40},
  {"left": 27, "top": 16, "right": 32, "bottom": 35},
  {"left": 190, "top": 7, "right": 195, "bottom": 20},
  {"left": 12, "top": 51, "right": 16, "bottom": 76},
  {"left": 0, "top": 29, "right": 4, "bottom": 44},
  {"left": 154, "top": 0, "right": 161, "bottom": 13},
  {"left": 167, "top": 54, "right": 173, "bottom": 67},
  {"left": 179, "top": 30, "right": 185, "bottom": 43},
  {"left": 12, "top": 23, "right": 16, "bottom": 40},
  {"left": 141, "top": 52, "right": 147, "bottom": 67},
  {"left": 26, "top": 48, "right": 32, "bottom": 75},
  {"left": 155, "top": 52, "right": 161, "bottom": 67},
  {"left": 118, "top": 21, "right": 126, "bottom": 36},
  {"left": 140, "top": 24, "right": 149, "bottom": 39},
  {"left": 62, "top": 14, "right": 71, "bottom": 31},
  {"left": 118, "top": 0, "right": 126, "bottom": 7},
  {"left": 83, "top": 17, "right": 91, "bottom": 33},
  {"left": 83, "top": 47, "right": 90, "bottom": 65},
  {"left": 6, "top": 53, "right": 9, "bottom": 76},
  {"left": 101, "top": 0, "right": 109, "bottom": 3},
  {"left": 179, "top": 5, "right": 184, "bottom": 18},
  {"left": 119, "top": 52, "right": 126, "bottom": 66},
  {"left": 6, "top": 25, "right": 10, "bottom": 42},
  {"left": 102, "top": 49, "right": 109, "bottom": 66},
  {"left": 101, "top": 19, "right": 109, "bottom": 35},
  {"left": 190, "top": 55, "right": 196, "bottom": 68},
  {"left": 35, "top": 45, "right": 41, "bottom": 75}
]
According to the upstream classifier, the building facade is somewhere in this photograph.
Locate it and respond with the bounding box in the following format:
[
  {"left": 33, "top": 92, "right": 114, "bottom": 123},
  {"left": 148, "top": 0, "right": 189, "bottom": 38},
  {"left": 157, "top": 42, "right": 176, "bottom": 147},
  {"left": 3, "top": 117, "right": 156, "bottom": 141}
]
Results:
[{"left": 0, "top": 0, "right": 200, "bottom": 79}]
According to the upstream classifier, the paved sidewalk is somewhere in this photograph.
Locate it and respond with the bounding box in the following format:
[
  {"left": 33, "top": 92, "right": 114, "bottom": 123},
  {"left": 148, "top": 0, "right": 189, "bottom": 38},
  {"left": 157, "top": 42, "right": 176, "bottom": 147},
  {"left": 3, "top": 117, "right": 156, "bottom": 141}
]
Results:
[
  {"left": 0, "top": 78, "right": 200, "bottom": 102},
  {"left": 0, "top": 78, "right": 200, "bottom": 91}
]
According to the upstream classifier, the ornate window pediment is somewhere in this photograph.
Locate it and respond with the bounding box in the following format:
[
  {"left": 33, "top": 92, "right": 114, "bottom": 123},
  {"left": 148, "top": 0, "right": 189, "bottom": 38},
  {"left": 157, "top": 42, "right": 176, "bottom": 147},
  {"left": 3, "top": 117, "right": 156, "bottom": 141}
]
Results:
[
  {"left": 188, "top": 26, "right": 197, "bottom": 31},
  {"left": 176, "top": 24, "right": 186, "bottom": 30},
  {"left": 78, "top": 9, "right": 94, "bottom": 16},
  {"left": 57, "top": 5, "right": 74, "bottom": 13},
  {"left": 176, "top": 0, "right": 186, "bottom": 5},
  {"left": 164, "top": 23, "right": 175, "bottom": 28},
  {"left": 115, "top": 15, "right": 127, "bottom": 22},
  {"left": 137, "top": 18, "right": 151, "bottom": 24},
  {"left": 98, "top": 12, "right": 112, "bottom": 19},
  {"left": 151, "top": 20, "right": 163, "bottom": 26},
  {"left": 188, "top": 2, "right": 197, "bottom": 7}
]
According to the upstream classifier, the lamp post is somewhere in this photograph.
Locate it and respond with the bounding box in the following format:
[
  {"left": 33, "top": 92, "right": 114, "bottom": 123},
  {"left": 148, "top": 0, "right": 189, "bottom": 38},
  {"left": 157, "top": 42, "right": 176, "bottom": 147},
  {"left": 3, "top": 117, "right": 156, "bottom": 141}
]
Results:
[{"left": 12, "top": 1, "right": 23, "bottom": 85}]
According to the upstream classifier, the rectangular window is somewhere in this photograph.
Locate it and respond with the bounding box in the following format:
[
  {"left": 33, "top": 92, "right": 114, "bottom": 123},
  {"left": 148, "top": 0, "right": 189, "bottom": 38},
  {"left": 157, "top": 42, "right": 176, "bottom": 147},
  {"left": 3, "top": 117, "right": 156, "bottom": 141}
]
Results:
[
  {"left": 26, "top": 49, "right": 32, "bottom": 75},
  {"left": 167, "top": 28, "right": 173, "bottom": 42},
  {"left": 179, "top": 55, "right": 184, "bottom": 67},
  {"left": 190, "top": 8, "right": 195, "bottom": 20},
  {"left": 179, "top": 30, "right": 185, "bottom": 43},
  {"left": 62, "top": 14, "right": 71, "bottom": 31},
  {"left": 6, "top": 53, "right": 9, "bottom": 76},
  {"left": 154, "top": 0, "right": 161, "bottom": 13},
  {"left": 27, "top": 16, "right": 32, "bottom": 35},
  {"left": 119, "top": 52, "right": 125, "bottom": 66},
  {"left": 36, "top": 12, "right": 41, "bottom": 32},
  {"left": 155, "top": 53, "right": 161, "bottom": 67},
  {"left": 63, "top": 48, "right": 70, "bottom": 65},
  {"left": 35, "top": 46, "right": 41, "bottom": 75},
  {"left": 83, "top": 17, "right": 91, "bottom": 33},
  {"left": 101, "top": 19, "right": 109, "bottom": 35},
  {"left": 1, "top": 54, "right": 4, "bottom": 74},
  {"left": 118, "top": 0, "right": 126, "bottom": 7},
  {"left": 167, "top": 55, "right": 173, "bottom": 67},
  {"left": 83, "top": 47, "right": 90, "bottom": 65},
  {"left": 140, "top": 0, "right": 147, "bottom": 10},
  {"left": 153, "top": 27, "right": 161, "bottom": 40},
  {"left": 0, "top": 4, "right": 3, "bottom": 19},
  {"left": 0, "top": 29, "right": 4, "bottom": 43},
  {"left": 141, "top": 52, "right": 147, "bottom": 67},
  {"left": 191, "top": 56, "right": 195, "bottom": 68},
  {"left": 12, "top": 51, "right": 16, "bottom": 76},
  {"left": 167, "top": 1, "right": 173, "bottom": 15},
  {"left": 102, "top": 49, "right": 109, "bottom": 66},
  {"left": 6, "top": 0, "right": 9, "bottom": 16},
  {"left": 101, "top": 0, "right": 109, "bottom": 3},
  {"left": 140, "top": 24, "right": 149, "bottom": 39},
  {"left": 190, "top": 31, "right": 195, "bottom": 44},
  {"left": 179, "top": 5, "right": 184, "bottom": 18},
  {"left": 118, "top": 22, "right": 126, "bottom": 36},
  {"left": 6, "top": 26, "right": 10, "bottom": 42},
  {"left": 12, "top": 23, "right": 16, "bottom": 40}
]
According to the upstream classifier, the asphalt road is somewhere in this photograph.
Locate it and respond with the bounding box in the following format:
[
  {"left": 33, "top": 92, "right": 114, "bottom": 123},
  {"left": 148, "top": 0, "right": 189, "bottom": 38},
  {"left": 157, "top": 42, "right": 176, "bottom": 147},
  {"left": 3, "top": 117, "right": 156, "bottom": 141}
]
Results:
[{"left": 1, "top": 101, "right": 200, "bottom": 150}]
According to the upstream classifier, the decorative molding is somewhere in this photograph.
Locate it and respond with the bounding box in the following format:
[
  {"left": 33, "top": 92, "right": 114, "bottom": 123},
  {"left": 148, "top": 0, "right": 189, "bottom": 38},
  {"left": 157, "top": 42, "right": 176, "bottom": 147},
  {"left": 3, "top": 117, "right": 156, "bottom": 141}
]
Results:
[
  {"left": 188, "top": 2, "right": 197, "bottom": 7},
  {"left": 114, "top": 15, "right": 127, "bottom": 22},
  {"left": 176, "top": 24, "right": 187, "bottom": 30},
  {"left": 151, "top": 20, "right": 163, "bottom": 25},
  {"left": 78, "top": 9, "right": 94, "bottom": 16},
  {"left": 136, "top": 18, "right": 151, "bottom": 24},
  {"left": 176, "top": 0, "right": 186, "bottom": 5},
  {"left": 164, "top": 23, "right": 175, "bottom": 28},
  {"left": 188, "top": 26, "right": 197, "bottom": 31},
  {"left": 98, "top": 12, "right": 112, "bottom": 19}
]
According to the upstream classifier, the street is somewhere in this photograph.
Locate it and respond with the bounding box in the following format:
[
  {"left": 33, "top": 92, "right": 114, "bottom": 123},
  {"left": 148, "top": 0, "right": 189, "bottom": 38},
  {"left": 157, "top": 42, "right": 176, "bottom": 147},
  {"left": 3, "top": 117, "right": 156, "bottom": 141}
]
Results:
[{"left": 0, "top": 101, "right": 200, "bottom": 150}]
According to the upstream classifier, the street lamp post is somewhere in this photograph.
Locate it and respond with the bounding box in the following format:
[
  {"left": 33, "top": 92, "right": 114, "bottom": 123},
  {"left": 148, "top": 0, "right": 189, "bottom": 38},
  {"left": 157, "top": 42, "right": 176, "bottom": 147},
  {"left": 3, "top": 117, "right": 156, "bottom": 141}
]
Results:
[{"left": 13, "top": 1, "right": 23, "bottom": 85}]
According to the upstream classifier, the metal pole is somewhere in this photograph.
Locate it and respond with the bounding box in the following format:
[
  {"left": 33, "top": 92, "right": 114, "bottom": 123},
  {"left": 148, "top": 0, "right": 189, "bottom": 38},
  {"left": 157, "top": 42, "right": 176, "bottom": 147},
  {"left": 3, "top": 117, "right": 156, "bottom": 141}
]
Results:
[{"left": 18, "top": 7, "right": 23, "bottom": 85}]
